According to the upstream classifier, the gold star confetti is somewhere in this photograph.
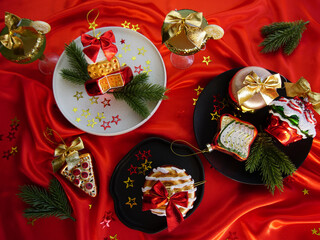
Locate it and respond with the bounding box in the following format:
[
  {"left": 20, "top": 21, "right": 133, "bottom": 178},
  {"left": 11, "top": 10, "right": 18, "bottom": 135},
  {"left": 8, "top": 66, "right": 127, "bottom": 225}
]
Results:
[
  {"left": 138, "top": 47, "right": 147, "bottom": 56},
  {"left": 73, "top": 91, "right": 83, "bottom": 100},
  {"left": 95, "top": 112, "right": 106, "bottom": 122},
  {"left": 89, "top": 204, "right": 92, "bottom": 209},
  {"left": 312, "top": 228, "right": 320, "bottom": 235},
  {"left": 89, "top": 96, "right": 99, "bottom": 104},
  {"left": 141, "top": 159, "right": 152, "bottom": 171},
  {"left": 122, "top": 44, "right": 131, "bottom": 53},
  {"left": 193, "top": 98, "right": 198, "bottom": 105},
  {"left": 73, "top": 108, "right": 78, "bottom": 112},
  {"left": 27, "top": 218, "right": 37, "bottom": 226},
  {"left": 126, "top": 197, "right": 137, "bottom": 208},
  {"left": 118, "top": 53, "right": 123, "bottom": 58},
  {"left": 194, "top": 85, "right": 204, "bottom": 95},
  {"left": 121, "top": 20, "right": 130, "bottom": 28},
  {"left": 143, "top": 66, "right": 152, "bottom": 75},
  {"left": 121, "top": 62, "right": 127, "bottom": 66},
  {"left": 87, "top": 118, "right": 97, "bottom": 128},
  {"left": 10, "top": 146, "right": 18, "bottom": 155},
  {"left": 109, "top": 234, "right": 118, "bottom": 240},
  {"left": 146, "top": 60, "right": 151, "bottom": 65},
  {"left": 123, "top": 177, "right": 134, "bottom": 188},
  {"left": 211, "top": 112, "right": 220, "bottom": 121},
  {"left": 75, "top": 118, "right": 81, "bottom": 123},
  {"left": 131, "top": 56, "right": 136, "bottom": 61},
  {"left": 131, "top": 24, "right": 140, "bottom": 31},
  {"left": 10, "top": 117, "right": 20, "bottom": 126},
  {"left": 302, "top": 188, "right": 309, "bottom": 195},
  {"left": 81, "top": 109, "right": 91, "bottom": 118},
  {"left": 202, "top": 56, "right": 212, "bottom": 65}
]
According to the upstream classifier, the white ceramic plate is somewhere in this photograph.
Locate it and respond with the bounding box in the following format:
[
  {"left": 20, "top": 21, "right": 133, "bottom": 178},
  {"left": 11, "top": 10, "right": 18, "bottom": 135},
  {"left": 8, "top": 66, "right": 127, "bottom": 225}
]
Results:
[{"left": 53, "top": 27, "right": 167, "bottom": 136}]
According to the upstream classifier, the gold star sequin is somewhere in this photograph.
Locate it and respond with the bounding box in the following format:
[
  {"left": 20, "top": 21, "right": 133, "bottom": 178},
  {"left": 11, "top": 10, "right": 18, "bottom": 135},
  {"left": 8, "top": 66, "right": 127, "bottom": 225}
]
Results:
[
  {"left": 123, "top": 177, "right": 134, "bottom": 188},
  {"left": 302, "top": 188, "right": 309, "bottom": 195},
  {"left": 143, "top": 66, "right": 152, "bottom": 75},
  {"left": 10, "top": 117, "right": 20, "bottom": 126},
  {"left": 121, "top": 21, "right": 130, "bottom": 28},
  {"left": 89, "top": 204, "right": 92, "bottom": 209},
  {"left": 95, "top": 112, "right": 106, "bottom": 122},
  {"left": 125, "top": 197, "right": 137, "bottom": 208},
  {"left": 146, "top": 60, "right": 151, "bottom": 65},
  {"left": 118, "top": 53, "right": 123, "bottom": 58},
  {"left": 141, "top": 159, "right": 152, "bottom": 171},
  {"left": 193, "top": 98, "right": 198, "bottom": 105},
  {"left": 122, "top": 44, "right": 131, "bottom": 53},
  {"left": 131, "top": 56, "right": 136, "bottom": 61},
  {"left": 81, "top": 109, "right": 91, "bottom": 119},
  {"left": 138, "top": 47, "right": 147, "bottom": 56},
  {"left": 73, "top": 91, "right": 83, "bottom": 100},
  {"left": 202, "top": 56, "right": 212, "bottom": 65},
  {"left": 109, "top": 234, "right": 118, "bottom": 240},
  {"left": 87, "top": 118, "right": 97, "bottom": 128},
  {"left": 10, "top": 146, "right": 18, "bottom": 155},
  {"left": 75, "top": 118, "right": 81, "bottom": 123},
  {"left": 121, "top": 62, "right": 127, "bottom": 66},
  {"left": 89, "top": 96, "right": 99, "bottom": 104},
  {"left": 211, "top": 112, "right": 220, "bottom": 121},
  {"left": 194, "top": 85, "right": 204, "bottom": 95},
  {"left": 131, "top": 24, "right": 140, "bottom": 31},
  {"left": 73, "top": 108, "right": 78, "bottom": 112}
]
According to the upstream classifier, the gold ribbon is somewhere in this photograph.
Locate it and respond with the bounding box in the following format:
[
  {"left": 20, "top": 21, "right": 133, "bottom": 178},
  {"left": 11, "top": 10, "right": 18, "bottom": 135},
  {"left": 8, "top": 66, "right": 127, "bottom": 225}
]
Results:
[
  {"left": 237, "top": 71, "right": 282, "bottom": 106},
  {"left": 52, "top": 137, "right": 84, "bottom": 172},
  {"left": 0, "top": 12, "right": 25, "bottom": 54},
  {"left": 162, "top": 10, "right": 207, "bottom": 49},
  {"left": 285, "top": 77, "right": 320, "bottom": 114}
]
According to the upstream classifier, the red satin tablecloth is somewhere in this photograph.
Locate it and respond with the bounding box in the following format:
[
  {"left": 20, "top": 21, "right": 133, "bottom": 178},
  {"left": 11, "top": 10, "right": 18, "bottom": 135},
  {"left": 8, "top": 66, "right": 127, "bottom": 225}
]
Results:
[{"left": 1, "top": 0, "right": 320, "bottom": 239}]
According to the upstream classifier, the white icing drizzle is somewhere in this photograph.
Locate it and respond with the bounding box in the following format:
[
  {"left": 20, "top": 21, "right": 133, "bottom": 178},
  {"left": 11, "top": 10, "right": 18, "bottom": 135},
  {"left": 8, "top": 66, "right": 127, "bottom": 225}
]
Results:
[
  {"left": 171, "top": 166, "right": 185, "bottom": 174},
  {"left": 153, "top": 167, "right": 169, "bottom": 174},
  {"left": 145, "top": 175, "right": 192, "bottom": 182}
]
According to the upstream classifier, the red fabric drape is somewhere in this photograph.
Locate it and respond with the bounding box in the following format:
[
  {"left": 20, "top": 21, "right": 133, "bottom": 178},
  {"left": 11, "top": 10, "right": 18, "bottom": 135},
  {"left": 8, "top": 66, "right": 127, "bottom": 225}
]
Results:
[{"left": 1, "top": 0, "right": 320, "bottom": 239}]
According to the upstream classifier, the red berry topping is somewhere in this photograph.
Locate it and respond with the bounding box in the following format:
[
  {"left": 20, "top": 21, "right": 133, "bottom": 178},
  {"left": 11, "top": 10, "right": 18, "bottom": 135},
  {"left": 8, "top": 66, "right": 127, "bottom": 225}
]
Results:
[
  {"left": 86, "top": 183, "right": 93, "bottom": 190},
  {"left": 81, "top": 172, "right": 89, "bottom": 178},
  {"left": 73, "top": 169, "right": 81, "bottom": 176},
  {"left": 82, "top": 162, "right": 89, "bottom": 169},
  {"left": 74, "top": 179, "right": 80, "bottom": 185}
]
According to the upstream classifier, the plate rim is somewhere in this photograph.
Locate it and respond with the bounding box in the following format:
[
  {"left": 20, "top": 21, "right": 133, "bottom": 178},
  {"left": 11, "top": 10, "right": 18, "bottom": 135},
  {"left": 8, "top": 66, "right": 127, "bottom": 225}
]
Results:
[{"left": 52, "top": 26, "right": 167, "bottom": 136}]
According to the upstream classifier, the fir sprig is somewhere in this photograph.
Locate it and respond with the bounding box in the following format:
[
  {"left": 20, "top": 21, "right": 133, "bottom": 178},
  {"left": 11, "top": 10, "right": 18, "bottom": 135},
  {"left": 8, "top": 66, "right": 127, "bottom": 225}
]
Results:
[
  {"left": 112, "top": 72, "right": 168, "bottom": 118},
  {"left": 245, "top": 132, "right": 296, "bottom": 194},
  {"left": 17, "top": 179, "right": 75, "bottom": 221},
  {"left": 60, "top": 41, "right": 90, "bottom": 84},
  {"left": 259, "top": 20, "right": 309, "bottom": 55}
]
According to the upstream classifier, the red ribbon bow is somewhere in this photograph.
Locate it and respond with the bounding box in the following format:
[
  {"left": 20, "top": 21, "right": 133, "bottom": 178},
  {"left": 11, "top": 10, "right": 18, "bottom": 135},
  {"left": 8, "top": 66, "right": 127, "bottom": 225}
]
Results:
[
  {"left": 81, "top": 30, "right": 118, "bottom": 63},
  {"left": 142, "top": 181, "right": 189, "bottom": 232}
]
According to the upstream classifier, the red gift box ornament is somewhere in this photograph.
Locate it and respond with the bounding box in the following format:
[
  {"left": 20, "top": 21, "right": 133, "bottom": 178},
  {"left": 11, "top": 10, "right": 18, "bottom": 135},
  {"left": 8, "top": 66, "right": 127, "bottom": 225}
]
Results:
[
  {"left": 142, "top": 180, "right": 189, "bottom": 232},
  {"left": 81, "top": 30, "right": 118, "bottom": 63}
]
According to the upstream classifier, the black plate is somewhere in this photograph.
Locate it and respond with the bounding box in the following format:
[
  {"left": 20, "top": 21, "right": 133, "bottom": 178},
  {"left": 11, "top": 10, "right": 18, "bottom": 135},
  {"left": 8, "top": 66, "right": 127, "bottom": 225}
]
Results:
[
  {"left": 193, "top": 68, "right": 313, "bottom": 184},
  {"left": 109, "top": 137, "right": 205, "bottom": 233}
]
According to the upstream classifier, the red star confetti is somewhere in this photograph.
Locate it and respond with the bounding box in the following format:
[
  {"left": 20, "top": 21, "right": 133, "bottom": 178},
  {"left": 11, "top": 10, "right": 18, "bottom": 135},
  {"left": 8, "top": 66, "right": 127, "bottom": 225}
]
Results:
[
  {"left": 131, "top": 24, "right": 140, "bottom": 31},
  {"left": 0, "top": 134, "right": 3, "bottom": 141},
  {"left": 125, "top": 197, "right": 137, "bottom": 208},
  {"left": 212, "top": 94, "right": 222, "bottom": 103},
  {"left": 101, "top": 98, "right": 111, "bottom": 108},
  {"left": 141, "top": 150, "right": 151, "bottom": 159},
  {"left": 120, "top": 39, "right": 125, "bottom": 44},
  {"left": 10, "top": 124, "right": 19, "bottom": 131},
  {"left": 213, "top": 104, "right": 223, "bottom": 114},
  {"left": 128, "top": 164, "right": 138, "bottom": 175},
  {"left": 100, "top": 211, "right": 114, "bottom": 229},
  {"left": 2, "top": 150, "right": 11, "bottom": 160},
  {"left": 121, "top": 21, "right": 130, "bottom": 28},
  {"left": 101, "top": 121, "right": 111, "bottom": 130},
  {"left": 202, "top": 56, "right": 212, "bottom": 65},
  {"left": 7, "top": 132, "right": 16, "bottom": 141},
  {"left": 111, "top": 115, "right": 121, "bottom": 125},
  {"left": 134, "top": 65, "right": 143, "bottom": 74}
]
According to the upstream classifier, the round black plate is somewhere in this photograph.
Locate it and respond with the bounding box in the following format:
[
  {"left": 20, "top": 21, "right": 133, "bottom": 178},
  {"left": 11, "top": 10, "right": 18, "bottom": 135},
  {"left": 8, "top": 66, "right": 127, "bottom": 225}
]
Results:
[
  {"left": 109, "top": 137, "right": 205, "bottom": 233},
  {"left": 193, "top": 68, "right": 313, "bottom": 184}
]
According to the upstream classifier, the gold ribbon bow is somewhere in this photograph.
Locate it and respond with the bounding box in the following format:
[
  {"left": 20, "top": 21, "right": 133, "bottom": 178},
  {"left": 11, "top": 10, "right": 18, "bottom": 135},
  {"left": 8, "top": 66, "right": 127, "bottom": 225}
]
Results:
[
  {"left": 237, "top": 71, "right": 282, "bottom": 106},
  {"left": 0, "top": 12, "right": 25, "bottom": 55},
  {"left": 52, "top": 137, "right": 84, "bottom": 172},
  {"left": 162, "top": 10, "right": 207, "bottom": 49},
  {"left": 285, "top": 77, "right": 320, "bottom": 114}
]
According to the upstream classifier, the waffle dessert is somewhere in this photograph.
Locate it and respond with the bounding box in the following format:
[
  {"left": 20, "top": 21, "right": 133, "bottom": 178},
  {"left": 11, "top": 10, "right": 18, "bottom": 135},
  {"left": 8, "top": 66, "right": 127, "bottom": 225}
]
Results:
[
  {"left": 87, "top": 56, "right": 121, "bottom": 79},
  {"left": 142, "top": 166, "right": 197, "bottom": 217}
]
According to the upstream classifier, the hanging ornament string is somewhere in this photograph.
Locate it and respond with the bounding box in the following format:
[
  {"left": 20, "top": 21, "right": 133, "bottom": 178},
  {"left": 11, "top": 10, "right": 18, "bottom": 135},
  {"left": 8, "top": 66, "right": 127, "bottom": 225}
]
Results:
[
  {"left": 170, "top": 139, "right": 211, "bottom": 157},
  {"left": 43, "top": 128, "right": 84, "bottom": 172},
  {"left": 86, "top": 9, "right": 100, "bottom": 38}
]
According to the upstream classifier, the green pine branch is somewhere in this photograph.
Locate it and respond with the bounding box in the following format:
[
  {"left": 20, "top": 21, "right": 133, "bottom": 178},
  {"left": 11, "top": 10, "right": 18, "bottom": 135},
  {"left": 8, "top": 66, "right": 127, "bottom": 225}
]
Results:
[
  {"left": 246, "top": 132, "right": 296, "bottom": 194},
  {"left": 60, "top": 41, "right": 90, "bottom": 84},
  {"left": 259, "top": 20, "right": 309, "bottom": 55},
  {"left": 17, "top": 179, "right": 75, "bottom": 221},
  {"left": 112, "top": 73, "right": 168, "bottom": 118}
]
